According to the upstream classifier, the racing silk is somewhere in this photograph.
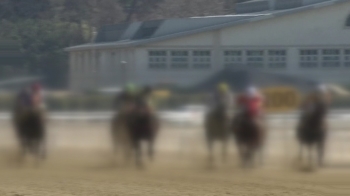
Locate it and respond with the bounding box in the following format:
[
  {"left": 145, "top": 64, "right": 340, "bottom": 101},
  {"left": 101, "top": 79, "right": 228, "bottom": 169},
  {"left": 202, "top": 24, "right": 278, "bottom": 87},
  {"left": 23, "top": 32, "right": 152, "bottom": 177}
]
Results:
[
  {"left": 208, "top": 90, "right": 234, "bottom": 117},
  {"left": 300, "top": 93, "right": 330, "bottom": 115},
  {"left": 209, "top": 91, "right": 232, "bottom": 109},
  {"left": 135, "top": 92, "right": 155, "bottom": 115},
  {"left": 32, "top": 89, "right": 46, "bottom": 109},
  {"left": 237, "top": 94, "right": 263, "bottom": 117}
]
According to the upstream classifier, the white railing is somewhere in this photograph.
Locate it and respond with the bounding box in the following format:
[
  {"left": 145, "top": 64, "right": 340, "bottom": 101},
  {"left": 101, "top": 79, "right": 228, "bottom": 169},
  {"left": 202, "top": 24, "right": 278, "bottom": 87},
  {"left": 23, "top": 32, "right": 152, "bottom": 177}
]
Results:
[{"left": 1, "top": 109, "right": 350, "bottom": 121}]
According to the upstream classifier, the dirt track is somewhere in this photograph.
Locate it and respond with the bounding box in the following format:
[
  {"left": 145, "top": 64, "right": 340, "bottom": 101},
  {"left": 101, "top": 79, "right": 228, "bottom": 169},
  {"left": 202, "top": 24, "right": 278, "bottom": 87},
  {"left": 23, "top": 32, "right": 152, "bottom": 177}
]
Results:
[{"left": 0, "top": 120, "right": 350, "bottom": 196}]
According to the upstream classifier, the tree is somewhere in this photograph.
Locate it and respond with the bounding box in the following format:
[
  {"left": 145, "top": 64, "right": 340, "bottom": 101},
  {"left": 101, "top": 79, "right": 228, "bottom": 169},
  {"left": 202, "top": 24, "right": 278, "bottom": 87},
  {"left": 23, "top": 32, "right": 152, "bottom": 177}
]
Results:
[
  {"left": 119, "top": 0, "right": 163, "bottom": 22},
  {"left": 0, "top": 19, "right": 91, "bottom": 88},
  {"left": 146, "top": 0, "right": 229, "bottom": 20},
  {"left": 0, "top": 0, "right": 52, "bottom": 21}
]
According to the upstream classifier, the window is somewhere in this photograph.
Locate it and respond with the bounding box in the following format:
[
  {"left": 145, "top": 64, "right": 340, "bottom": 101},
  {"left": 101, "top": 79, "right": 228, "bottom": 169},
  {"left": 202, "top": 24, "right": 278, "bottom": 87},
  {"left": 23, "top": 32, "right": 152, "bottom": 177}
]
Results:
[
  {"left": 268, "top": 50, "right": 286, "bottom": 69},
  {"left": 246, "top": 50, "right": 264, "bottom": 68},
  {"left": 170, "top": 51, "right": 189, "bottom": 69},
  {"left": 321, "top": 49, "right": 340, "bottom": 68},
  {"left": 346, "top": 15, "right": 350, "bottom": 27},
  {"left": 299, "top": 49, "right": 318, "bottom": 68},
  {"left": 149, "top": 50, "right": 167, "bottom": 69},
  {"left": 193, "top": 50, "right": 211, "bottom": 69},
  {"left": 344, "top": 49, "right": 350, "bottom": 67},
  {"left": 224, "top": 50, "right": 243, "bottom": 67}
]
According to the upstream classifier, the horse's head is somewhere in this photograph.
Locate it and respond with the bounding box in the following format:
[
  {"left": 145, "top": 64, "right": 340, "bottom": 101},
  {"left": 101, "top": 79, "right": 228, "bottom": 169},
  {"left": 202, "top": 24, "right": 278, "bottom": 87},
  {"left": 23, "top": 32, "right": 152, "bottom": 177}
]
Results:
[{"left": 306, "top": 101, "right": 328, "bottom": 125}]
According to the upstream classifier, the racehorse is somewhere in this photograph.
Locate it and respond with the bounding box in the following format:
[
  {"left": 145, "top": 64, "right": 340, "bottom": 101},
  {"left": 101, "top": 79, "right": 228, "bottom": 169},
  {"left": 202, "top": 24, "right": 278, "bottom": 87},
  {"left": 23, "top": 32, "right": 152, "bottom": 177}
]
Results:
[
  {"left": 231, "top": 110, "right": 266, "bottom": 168},
  {"left": 204, "top": 104, "right": 230, "bottom": 167},
  {"left": 297, "top": 98, "right": 328, "bottom": 168},
  {"left": 112, "top": 98, "right": 159, "bottom": 168},
  {"left": 125, "top": 100, "right": 159, "bottom": 168},
  {"left": 13, "top": 102, "right": 47, "bottom": 164}
]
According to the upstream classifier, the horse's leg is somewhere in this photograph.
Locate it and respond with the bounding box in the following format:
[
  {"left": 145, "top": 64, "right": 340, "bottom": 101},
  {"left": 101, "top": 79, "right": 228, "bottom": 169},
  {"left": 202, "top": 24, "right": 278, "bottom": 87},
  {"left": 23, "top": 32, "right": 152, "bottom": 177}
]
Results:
[
  {"left": 240, "top": 144, "right": 250, "bottom": 168},
  {"left": 236, "top": 142, "right": 245, "bottom": 167},
  {"left": 253, "top": 144, "right": 264, "bottom": 167},
  {"left": 308, "top": 144, "right": 313, "bottom": 168},
  {"left": 317, "top": 141, "right": 325, "bottom": 167},
  {"left": 148, "top": 137, "right": 155, "bottom": 162},
  {"left": 221, "top": 138, "right": 228, "bottom": 163},
  {"left": 207, "top": 136, "right": 214, "bottom": 167},
  {"left": 123, "top": 128, "right": 133, "bottom": 166},
  {"left": 247, "top": 146, "right": 255, "bottom": 168},
  {"left": 208, "top": 139, "right": 214, "bottom": 164},
  {"left": 33, "top": 140, "right": 42, "bottom": 167},
  {"left": 124, "top": 141, "right": 132, "bottom": 165},
  {"left": 242, "top": 146, "right": 250, "bottom": 168},
  {"left": 18, "top": 136, "right": 27, "bottom": 163},
  {"left": 40, "top": 126, "right": 47, "bottom": 160},
  {"left": 112, "top": 136, "right": 118, "bottom": 159},
  {"left": 298, "top": 142, "right": 303, "bottom": 163},
  {"left": 133, "top": 139, "right": 143, "bottom": 168},
  {"left": 40, "top": 135, "right": 47, "bottom": 160}
]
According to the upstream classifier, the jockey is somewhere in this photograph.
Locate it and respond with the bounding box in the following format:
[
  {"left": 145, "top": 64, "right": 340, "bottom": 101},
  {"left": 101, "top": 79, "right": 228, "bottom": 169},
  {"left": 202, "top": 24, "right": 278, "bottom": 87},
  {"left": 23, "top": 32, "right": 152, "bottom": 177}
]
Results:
[
  {"left": 209, "top": 82, "right": 233, "bottom": 112},
  {"left": 208, "top": 82, "right": 234, "bottom": 120},
  {"left": 301, "top": 84, "right": 330, "bottom": 114},
  {"left": 236, "top": 85, "right": 264, "bottom": 118},
  {"left": 31, "top": 82, "right": 46, "bottom": 110},
  {"left": 141, "top": 86, "right": 155, "bottom": 113},
  {"left": 298, "top": 84, "right": 330, "bottom": 131},
  {"left": 117, "top": 83, "right": 139, "bottom": 113},
  {"left": 315, "top": 84, "right": 331, "bottom": 103}
]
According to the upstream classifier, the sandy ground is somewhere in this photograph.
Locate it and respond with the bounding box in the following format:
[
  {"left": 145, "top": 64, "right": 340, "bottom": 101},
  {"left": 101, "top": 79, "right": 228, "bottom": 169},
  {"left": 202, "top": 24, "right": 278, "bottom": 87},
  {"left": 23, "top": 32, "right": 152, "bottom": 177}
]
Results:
[{"left": 0, "top": 119, "right": 350, "bottom": 196}]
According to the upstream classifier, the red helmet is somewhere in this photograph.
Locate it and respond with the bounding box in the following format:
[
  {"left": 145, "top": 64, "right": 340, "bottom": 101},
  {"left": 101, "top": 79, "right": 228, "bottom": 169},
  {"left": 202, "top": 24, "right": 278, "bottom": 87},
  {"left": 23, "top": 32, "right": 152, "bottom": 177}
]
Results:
[{"left": 31, "top": 82, "right": 42, "bottom": 92}]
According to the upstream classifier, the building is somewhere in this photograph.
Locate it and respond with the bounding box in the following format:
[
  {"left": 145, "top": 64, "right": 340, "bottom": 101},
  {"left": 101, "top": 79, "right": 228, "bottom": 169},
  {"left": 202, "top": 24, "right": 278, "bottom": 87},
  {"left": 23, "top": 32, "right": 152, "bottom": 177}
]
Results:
[{"left": 66, "top": 0, "right": 350, "bottom": 91}]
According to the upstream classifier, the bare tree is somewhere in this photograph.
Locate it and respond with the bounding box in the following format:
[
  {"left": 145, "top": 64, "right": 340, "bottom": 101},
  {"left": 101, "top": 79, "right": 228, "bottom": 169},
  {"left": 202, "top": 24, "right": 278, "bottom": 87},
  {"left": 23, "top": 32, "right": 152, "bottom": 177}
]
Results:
[{"left": 142, "top": 0, "right": 232, "bottom": 20}]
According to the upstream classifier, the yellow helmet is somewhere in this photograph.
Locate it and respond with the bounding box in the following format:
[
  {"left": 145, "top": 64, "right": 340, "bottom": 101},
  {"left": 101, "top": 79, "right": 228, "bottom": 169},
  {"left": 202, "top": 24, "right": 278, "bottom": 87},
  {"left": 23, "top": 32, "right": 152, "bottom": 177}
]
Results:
[{"left": 217, "top": 82, "right": 229, "bottom": 92}]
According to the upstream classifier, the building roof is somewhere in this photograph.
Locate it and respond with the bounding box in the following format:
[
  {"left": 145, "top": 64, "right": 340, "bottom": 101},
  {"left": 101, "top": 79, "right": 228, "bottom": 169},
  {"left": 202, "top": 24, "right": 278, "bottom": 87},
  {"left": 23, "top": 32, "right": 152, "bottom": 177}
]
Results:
[{"left": 66, "top": 0, "right": 349, "bottom": 51}]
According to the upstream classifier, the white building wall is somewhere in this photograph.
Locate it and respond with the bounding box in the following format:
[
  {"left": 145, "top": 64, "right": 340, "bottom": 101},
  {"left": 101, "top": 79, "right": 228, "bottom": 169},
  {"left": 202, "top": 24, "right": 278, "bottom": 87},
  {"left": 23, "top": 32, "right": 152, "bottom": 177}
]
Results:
[
  {"left": 141, "top": 1, "right": 350, "bottom": 85},
  {"left": 69, "top": 1, "right": 350, "bottom": 90}
]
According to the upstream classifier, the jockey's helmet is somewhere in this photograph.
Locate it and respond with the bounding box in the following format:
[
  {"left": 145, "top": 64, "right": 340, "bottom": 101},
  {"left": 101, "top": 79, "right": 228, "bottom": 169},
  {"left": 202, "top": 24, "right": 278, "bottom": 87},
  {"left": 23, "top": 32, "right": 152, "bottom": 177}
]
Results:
[
  {"left": 125, "top": 83, "right": 138, "bottom": 95},
  {"left": 316, "top": 84, "right": 328, "bottom": 94},
  {"left": 246, "top": 86, "right": 259, "bottom": 97},
  {"left": 217, "top": 82, "right": 229, "bottom": 92}
]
